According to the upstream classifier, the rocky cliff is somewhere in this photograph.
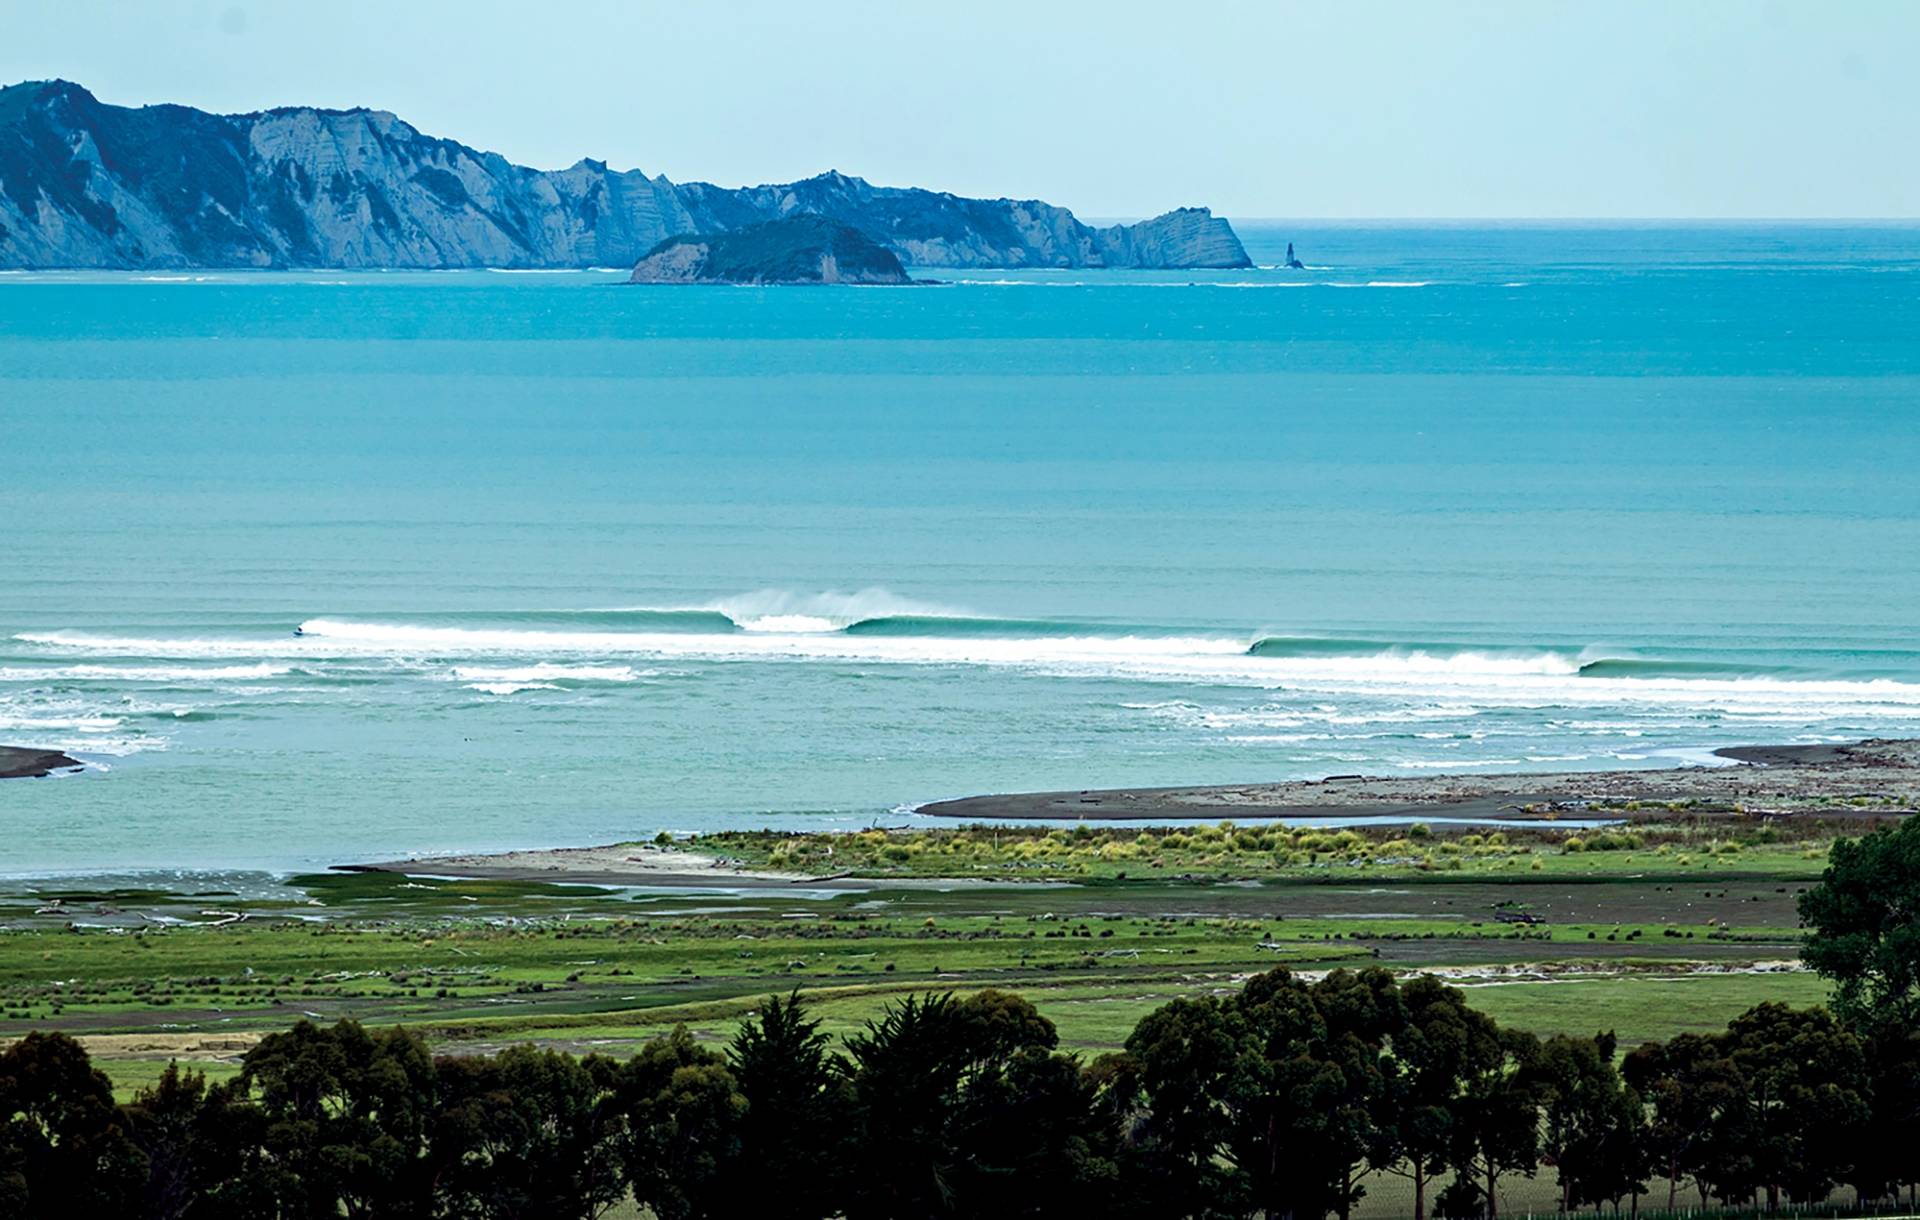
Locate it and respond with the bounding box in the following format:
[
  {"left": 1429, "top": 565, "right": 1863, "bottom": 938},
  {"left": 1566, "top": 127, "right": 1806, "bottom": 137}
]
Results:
[
  {"left": 675, "top": 170, "right": 1247, "bottom": 270},
  {"left": 0, "top": 80, "right": 1250, "bottom": 271},
  {"left": 629, "top": 216, "right": 912, "bottom": 284}
]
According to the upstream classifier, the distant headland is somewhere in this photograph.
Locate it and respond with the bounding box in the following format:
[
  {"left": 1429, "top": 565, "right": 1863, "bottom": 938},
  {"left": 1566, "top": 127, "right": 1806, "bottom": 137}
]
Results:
[{"left": 0, "top": 80, "right": 1251, "bottom": 272}]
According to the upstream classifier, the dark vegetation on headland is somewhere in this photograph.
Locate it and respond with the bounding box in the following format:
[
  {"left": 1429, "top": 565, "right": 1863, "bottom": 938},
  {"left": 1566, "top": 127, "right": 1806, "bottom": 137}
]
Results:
[{"left": 4, "top": 816, "right": 1918, "bottom": 1220}]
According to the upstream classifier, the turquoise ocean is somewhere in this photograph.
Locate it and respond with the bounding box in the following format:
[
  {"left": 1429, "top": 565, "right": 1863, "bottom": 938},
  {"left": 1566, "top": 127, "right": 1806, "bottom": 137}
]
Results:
[{"left": 4, "top": 224, "right": 1919, "bottom": 876}]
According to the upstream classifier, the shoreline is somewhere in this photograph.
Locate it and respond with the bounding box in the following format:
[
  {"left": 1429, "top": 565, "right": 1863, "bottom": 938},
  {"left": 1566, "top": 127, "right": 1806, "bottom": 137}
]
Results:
[
  {"left": 915, "top": 739, "right": 1919, "bottom": 822},
  {"left": 339, "top": 843, "right": 1029, "bottom": 891},
  {"left": 336, "top": 739, "right": 1918, "bottom": 888}
]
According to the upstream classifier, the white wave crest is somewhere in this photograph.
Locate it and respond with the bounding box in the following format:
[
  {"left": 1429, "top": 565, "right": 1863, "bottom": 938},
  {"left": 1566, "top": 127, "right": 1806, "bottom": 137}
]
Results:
[
  {"left": 19, "top": 621, "right": 1920, "bottom": 724},
  {"left": 449, "top": 663, "right": 648, "bottom": 684},
  {"left": 0, "top": 662, "right": 292, "bottom": 683},
  {"left": 705, "top": 588, "right": 967, "bottom": 632},
  {"left": 732, "top": 614, "right": 845, "bottom": 634},
  {"left": 0, "top": 712, "right": 124, "bottom": 732},
  {"left": 465, "top": 681, "right": 561, "bottom": 695},
  {"left": 0, "top": 697, "right": 164, "bottom": 754},
  {"left": 1283, "top": 649, "right": 1582, "bottom": 677}
]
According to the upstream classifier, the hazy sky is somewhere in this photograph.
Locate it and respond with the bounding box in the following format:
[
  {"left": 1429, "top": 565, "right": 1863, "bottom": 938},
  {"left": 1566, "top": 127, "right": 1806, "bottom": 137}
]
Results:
[{"left": 5, "top": 0, "right": 1916, "bottom": 219}]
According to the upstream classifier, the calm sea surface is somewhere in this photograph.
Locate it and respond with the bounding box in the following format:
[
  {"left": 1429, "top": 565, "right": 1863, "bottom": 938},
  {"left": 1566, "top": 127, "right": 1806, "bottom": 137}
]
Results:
[{"left": 3, "top": 223, "right": 1918, "bottom": 875}]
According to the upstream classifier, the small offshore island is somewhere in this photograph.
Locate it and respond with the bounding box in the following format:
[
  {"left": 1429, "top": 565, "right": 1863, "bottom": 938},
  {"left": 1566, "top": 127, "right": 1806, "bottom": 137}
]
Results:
[{"left": 628, "top": 215, "right": 913, "bottom": 285}]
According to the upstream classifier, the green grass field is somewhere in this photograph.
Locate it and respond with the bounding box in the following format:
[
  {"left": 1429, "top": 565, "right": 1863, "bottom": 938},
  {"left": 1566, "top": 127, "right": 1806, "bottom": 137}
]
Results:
[
  {"left": 0, "top": 814, "right": 1845, "bottom": 1104},
  {"left": 83, "top": 967, "right": 1831, "bottom": 1103}
]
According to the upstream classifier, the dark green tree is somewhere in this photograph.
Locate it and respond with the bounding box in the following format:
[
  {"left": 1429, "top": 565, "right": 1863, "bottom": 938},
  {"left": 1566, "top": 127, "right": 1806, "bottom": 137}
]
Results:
[
  {"left": 1434, "top": 1173, "right": 1488, "bottom": 1220},
  {"left": 1720, "top": 1003, "right": 1870, "bottom": 1211},
  {"left": 1622, "top": 1033, "right": 1740, "bottom": 1210},
  {"left": 0, "top": 1031, "right": 145, "bottom": 1219},
  {"left": 1375, "top": 976, "right": 1499, "bottom": 1220},
  {"left": 1799, "top": 815, "right": 1920, "bottom": 1032},
  {"left": 945, "top": 1035, "right": 1117, "bottom": 1218},
  {"left": 1225, "top": 968, "right": 1336, "bottom": 1220},
  {"left": 720, "top": 991, "right": 847, "bottom": 1220},
  {"left": 434, "top": 1045, "right": 626, "bottom": 1220},
  {"left": 840, "top": 989, "right": 1104, "bottom": 1220},
  {"left": 1221, "top": 967, "right": 1399, "bottom": 1220},
  {"left": 606, "top": 1026, "right": 745, "bottom": 1220},
  {"left": 1534, "top": 1033, "right": 1646, "bottom": 1214},
  {"left": 1444, "top": 1026, "right": 1541, "bottom": 1220},
  {"left": 121, "top": 1062, "right": 220, "bottom": 1220},
  {"left": 1310, "top": 968, "right": 1407, "bottom": 1220},
  {"left": 118, "top": 1064, "right": 288, "bottom": 1220},
  {"left": 182, "top": 1076, "right": 283, "bottom": 1220},
  {"left": 1109, "top": 994, "right": 1248, "bottom": 1219},
  {"left": 241, "top": 1018, "right": 439, "bottom": 1219},
  {"left": 840, "top": 992, "right": 972, "bottom": 1220},
  {"left": 1854, "top": 1028, "right": 1920, "bottom": 1209}
]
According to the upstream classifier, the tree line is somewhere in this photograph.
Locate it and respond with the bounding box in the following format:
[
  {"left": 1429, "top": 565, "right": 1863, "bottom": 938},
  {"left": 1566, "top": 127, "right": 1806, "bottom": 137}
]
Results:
[
  {"left": 3, "top": 816, "right": 1916, "bottom": 1220},
  {"left": 5, "top": 975, "right": 1916, "bottom": 1220}
]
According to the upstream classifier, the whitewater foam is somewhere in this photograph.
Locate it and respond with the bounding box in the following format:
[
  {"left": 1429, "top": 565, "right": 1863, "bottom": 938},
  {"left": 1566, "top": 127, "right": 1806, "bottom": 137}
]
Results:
[
  {"left": 17, "top": 598, "right": 1920, "bottom": 748},
  {"left": 448, "top": 663, "right": 649, "bottom": 684},
  {"left": 0, "top": 662, "right": 293, "bottom": 682},
  {"left": 0, "top": 696, "right": 164, "bottom": 754},
  {"left": 0, "top": 712, "right": 124, "bottom": 732},
  {"left": 465, "top": 681, "right": 561, "bottom": 695},
  {"left": 702, "top": 588, "right": 973, "bottom": 633},
  {"left": 732, "top": 614, "right": 845, "bottom": 634}
]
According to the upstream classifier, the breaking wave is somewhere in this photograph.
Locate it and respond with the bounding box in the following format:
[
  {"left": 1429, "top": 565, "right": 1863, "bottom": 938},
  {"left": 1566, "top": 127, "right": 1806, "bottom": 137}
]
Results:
[{"left": 16, "top": 609, "right": 1920, "bottom": 723}]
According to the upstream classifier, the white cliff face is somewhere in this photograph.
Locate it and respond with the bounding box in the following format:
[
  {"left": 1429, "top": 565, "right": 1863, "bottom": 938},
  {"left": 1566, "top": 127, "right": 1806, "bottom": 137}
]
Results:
[
  {"left": 1096, "top": 208, "right": 1248, "bottom": 270},
  {"left": 0, "top": 81, "right": 1250, "bottom": 271},
  {"left": 0, "top": 82, "right": 694, "bottom": 269},
  {"left": 230, "top": 108, "right": 694, "bottom": 268}
]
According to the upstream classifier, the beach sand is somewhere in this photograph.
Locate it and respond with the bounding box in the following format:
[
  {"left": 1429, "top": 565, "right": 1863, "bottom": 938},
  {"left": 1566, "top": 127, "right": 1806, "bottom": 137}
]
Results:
[{"left": 345, "top": 842, "right": 1018, "bottom": 890}]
